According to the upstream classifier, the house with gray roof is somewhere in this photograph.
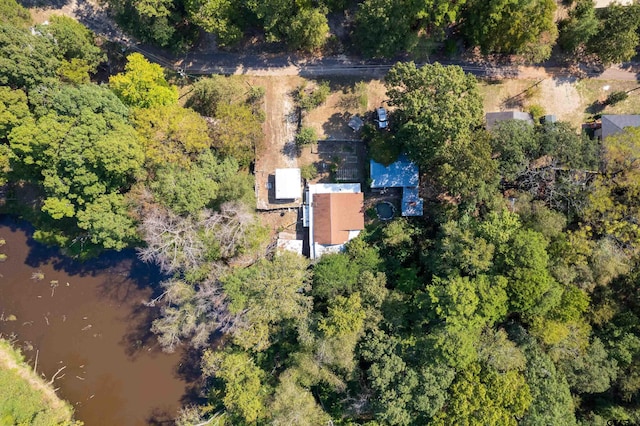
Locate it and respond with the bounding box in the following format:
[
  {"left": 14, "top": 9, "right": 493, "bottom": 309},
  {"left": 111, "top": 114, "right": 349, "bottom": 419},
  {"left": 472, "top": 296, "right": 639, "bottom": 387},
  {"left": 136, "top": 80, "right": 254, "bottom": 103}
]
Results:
[
  {"left": 595, "top": 115, "right": 640, "bottom": 140},
  {"left": 485, "top": 111, "right": 534, "bottom": 131}
]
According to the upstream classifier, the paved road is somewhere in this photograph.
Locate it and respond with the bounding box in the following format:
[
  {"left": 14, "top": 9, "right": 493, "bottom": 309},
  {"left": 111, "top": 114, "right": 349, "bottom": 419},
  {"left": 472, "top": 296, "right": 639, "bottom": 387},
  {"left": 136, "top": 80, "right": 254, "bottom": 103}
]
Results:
[{"left": 129, "top": 43, "right": 640, "bottom": 81}]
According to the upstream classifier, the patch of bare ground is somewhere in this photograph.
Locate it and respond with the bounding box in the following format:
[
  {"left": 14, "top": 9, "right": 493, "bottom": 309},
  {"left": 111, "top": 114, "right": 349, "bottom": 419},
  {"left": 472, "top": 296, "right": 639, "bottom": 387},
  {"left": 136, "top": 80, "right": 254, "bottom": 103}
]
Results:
[
  {"left": 304, "top": 77, "right": 387, "bottom": 140},
  {"left": 258, "top": 210, "right": 300, "bottom": 239}
]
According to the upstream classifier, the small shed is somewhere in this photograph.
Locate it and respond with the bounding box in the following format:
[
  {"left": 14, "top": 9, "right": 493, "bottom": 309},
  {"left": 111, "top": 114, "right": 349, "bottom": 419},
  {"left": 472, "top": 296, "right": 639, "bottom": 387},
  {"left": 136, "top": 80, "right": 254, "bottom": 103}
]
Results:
[{"left": 275, "top": 168, "right": 302, "bottom": 200}]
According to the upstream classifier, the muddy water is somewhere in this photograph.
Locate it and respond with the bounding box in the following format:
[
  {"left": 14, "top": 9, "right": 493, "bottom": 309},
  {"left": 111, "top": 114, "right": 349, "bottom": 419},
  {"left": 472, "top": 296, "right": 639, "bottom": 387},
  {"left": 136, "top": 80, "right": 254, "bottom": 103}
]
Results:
[{"left": 0, "top": 218, "right": 190, "bottom": 425}]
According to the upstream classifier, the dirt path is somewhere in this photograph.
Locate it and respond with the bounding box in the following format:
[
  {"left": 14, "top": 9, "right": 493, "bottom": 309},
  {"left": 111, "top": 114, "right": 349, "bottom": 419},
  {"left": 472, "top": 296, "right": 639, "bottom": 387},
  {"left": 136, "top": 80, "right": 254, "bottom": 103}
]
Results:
[{"left": 0, "top": 342, "right": 70, "bottom": 415}]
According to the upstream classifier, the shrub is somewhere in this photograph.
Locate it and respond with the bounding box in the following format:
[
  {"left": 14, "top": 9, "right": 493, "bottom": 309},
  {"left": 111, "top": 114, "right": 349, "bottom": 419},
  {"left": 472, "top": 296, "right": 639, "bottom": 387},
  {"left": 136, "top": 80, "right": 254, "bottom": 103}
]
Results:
[
  {"left": 528, "top": 105, "right": 546, "bottom": 123},
  {"left": 605, "top": 90, "right": 629, "bottom": 106},
  {"left": 301, "top": 163, "right": 318, "bottom": 181},
  {"left": 295, "top": 126, "right": 318, "bottom": 146}
]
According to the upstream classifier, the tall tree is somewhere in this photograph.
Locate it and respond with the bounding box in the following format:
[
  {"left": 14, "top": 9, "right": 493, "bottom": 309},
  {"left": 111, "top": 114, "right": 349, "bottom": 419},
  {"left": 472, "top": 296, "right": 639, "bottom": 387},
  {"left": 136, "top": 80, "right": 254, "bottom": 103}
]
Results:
[
  {"left": 109, "top": 53, "right": 178, "bottom": 108},
  {"left": 0, "top": 24, "right": 59, "bottom": 89},
  {"left": 587, "top": 3, "right": 640, "bottom": 65},
  {"left": 461, "top": 0, "right": 558, "bottom": 62},
  {"left": 384, "top": 62, "right": 483, "bottom": 169},
  {"left": 558, "top": 0, "right": 599, "bottom": 53},
  {"left": 222, "top": 252, "right": 312, "bottom": 351},
  {"left": 39, "top": 16, "right": 105, "bottom": 73},
  {"left": 9, "top": 101, "right": 144, "bottom": 249},
  {"left": 133, "top": 104, "right": 211, "bottom": 168}
]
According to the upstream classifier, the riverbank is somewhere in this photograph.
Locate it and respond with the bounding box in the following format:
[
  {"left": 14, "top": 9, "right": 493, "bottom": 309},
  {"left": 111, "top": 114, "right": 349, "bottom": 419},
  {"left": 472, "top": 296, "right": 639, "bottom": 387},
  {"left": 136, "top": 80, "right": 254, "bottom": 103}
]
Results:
[{"left": 0, "top": 338, "right": 76, "bottom": 425}]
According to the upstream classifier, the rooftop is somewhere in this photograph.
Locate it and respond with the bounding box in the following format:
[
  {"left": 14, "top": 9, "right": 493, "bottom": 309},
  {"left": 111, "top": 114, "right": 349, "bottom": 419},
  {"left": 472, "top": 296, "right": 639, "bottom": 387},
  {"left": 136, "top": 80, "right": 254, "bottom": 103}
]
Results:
[
  {"left": 275, "top": 168, "right": 302, "bottom": 200},
  {"left": 486, "top": 111, "right": 534, "bottom": 130},
  {"left": 312, "top": 192, "right": 364, "bottom": 245},
  {"left": 402, "top": 187, "right": 424, "bottom": 217},
  {"left": 370, "top": 155, "right": 419, "bottom": 188},
  {"left": 600, "top": 114, "right": 640, "bottom": 139}
]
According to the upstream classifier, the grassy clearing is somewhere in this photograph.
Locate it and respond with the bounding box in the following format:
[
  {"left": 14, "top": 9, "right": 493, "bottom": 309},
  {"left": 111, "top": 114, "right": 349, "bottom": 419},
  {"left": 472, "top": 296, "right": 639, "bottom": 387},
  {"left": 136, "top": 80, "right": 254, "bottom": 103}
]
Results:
[
  {"left": 0, "top": 339, "right": 76, "bottom": 426},
  {"left": 478, "top": 79, "right": 541, "bottom": 115},
  {"left": 575, "top": 79, "right": 640, "bottom": 116}
]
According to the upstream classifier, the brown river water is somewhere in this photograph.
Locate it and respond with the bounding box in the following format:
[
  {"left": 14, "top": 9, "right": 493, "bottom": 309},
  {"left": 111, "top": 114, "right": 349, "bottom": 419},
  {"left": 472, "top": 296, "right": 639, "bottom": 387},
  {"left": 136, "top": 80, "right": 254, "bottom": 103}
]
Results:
[{"left": 0, "top": 217, "right": 193, "bottom": 425}]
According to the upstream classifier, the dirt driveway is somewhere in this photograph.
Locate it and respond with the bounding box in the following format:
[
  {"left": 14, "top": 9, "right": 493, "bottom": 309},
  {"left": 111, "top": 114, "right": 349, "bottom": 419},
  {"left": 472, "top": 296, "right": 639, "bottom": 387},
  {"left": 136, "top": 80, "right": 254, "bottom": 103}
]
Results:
[{"left": 251, "top": 76, "right": 304, "bottom": 210}]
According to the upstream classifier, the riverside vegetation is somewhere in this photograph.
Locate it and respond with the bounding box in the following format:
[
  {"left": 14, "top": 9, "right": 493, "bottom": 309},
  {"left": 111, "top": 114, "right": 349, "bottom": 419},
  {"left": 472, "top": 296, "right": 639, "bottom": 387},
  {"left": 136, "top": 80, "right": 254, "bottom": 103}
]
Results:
[
  {"left": 0, "top": 338, "right": 78, "bottom": 425},
  {"left": 2, "top": 0, "right": 640, "bottom": 424}
]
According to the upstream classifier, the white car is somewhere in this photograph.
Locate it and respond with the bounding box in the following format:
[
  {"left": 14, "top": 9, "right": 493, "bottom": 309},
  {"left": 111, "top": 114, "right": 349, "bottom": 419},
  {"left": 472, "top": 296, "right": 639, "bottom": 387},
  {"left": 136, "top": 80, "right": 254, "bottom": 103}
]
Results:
[{"left": 376, "top": 107, "right": 388, "bottom": 129}]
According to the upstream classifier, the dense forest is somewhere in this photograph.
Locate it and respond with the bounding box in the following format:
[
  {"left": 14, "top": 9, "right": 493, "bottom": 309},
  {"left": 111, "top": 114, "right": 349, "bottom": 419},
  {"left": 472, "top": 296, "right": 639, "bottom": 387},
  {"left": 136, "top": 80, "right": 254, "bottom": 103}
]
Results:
[
  {"left": 3, "top": 0, "right": 640, "bottom": 424},
  {"left": 107, "top": 0, "right": 640, "bottom": 64}
]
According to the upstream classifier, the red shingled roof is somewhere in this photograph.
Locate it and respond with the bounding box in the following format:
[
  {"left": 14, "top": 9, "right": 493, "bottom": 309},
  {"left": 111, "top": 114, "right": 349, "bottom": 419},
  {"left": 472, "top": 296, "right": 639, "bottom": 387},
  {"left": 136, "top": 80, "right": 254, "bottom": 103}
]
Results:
[{"left": 313, "top": 193, "right": 364, "bottom": 245}]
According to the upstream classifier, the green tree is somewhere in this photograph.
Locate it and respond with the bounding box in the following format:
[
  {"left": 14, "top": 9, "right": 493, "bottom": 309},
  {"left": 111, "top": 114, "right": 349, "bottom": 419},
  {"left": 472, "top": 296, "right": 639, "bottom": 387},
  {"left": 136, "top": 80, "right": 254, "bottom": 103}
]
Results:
[
  {"left": 361, "top": 329, "right": 456, "bottom": 425},
  {"left": 558, "top": 0, "right": 599, "bottom": 53},
  {"left": 354, "top": 0, "right": 414, "bottom": 57},
  {"left": 520, "top": 339, "right": 577, "bottom": 426},
  {"left": 295, "top": 126, "right": 317, "bottom": 147},
  {"left": 108, "top": 0, "right": 196, "bottom": 48},
  {"left": 269, "top": 370, "right": 331, "bottom": 425},
  {"left": 222, "top": 252, "right": 312, "bottom": 351},
  {"left": 201, "top": 350, "right": 268, "bottom": 423},
  {"left": 556, "top": 337, "right": 617, "bottom": 394},
  {"left": 149, "top": 150, "right": 250, "bottom": 215},
  {"left": 584, "top": 127, "right": 640, "bottom": 255},
  {"left": 210, "top": 102, "right": 263, "bottom": 167},
  {"left": 286, "top": 8, "right": 329, "bottom": 51},
  {"left": 434, "top": 131, "right": 499, "bottom": 204},
  {"left": 587, "top": 3, "right": 640, "bottom": 65},
  {"left": 28, "top": 83, "right": 129, "bottom": 119},
  {"left": 384, "top": 62, "right": 483, "bottom": 170},
  {"left": 185, "top": 75, "right": 246, "bottom": 117},
  {"left": 432, "top": 363, "right": 532, "bottom": 426},
  {"left": 40, "top": 16, "right": 105, "bottom": 73},
  {"left": 502, "top": 229, "right": 560, "bottom": 317},
  {"left": 0, "top": 24, "right": 59, "bottom": 89},
  {"left": 133, "top": 104, "right": 211, "bottom": 167},
  {"left": 433, "top": 216, "right": 495, "bottom": 277},
  {"left": 9, "top": 106, "right": 144, "bottom": 249},
  {"left": 461, "top": 0, "right": 558, "bottom": 62},
  {"left": 185, "top": 0, "right": 244, "bottom": 46},
  {"left": 58, "top": 58, "right": 92, "bottom": 85},
  {"left": 354, "top": 0, "right": 467, "bottom": 57},
  {"left": 0, "top": 0, "right": 31, "bottom": 27},
  {"left": 0, "top": 86, "right": 28, "bottom": 141},
  {"left": 109, "top": 53, "right": 178, "bottom": 108},
  {"left": 489, "top": 119, "right": 537, "bottom": 181}
]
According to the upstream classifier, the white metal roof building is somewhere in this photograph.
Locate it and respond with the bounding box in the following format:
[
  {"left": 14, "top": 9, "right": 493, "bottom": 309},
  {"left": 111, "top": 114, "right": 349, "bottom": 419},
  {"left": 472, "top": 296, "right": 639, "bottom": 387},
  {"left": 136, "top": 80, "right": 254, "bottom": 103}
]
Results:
[{"left": 275, "top": 168, "right": 302, "bottom": 200}]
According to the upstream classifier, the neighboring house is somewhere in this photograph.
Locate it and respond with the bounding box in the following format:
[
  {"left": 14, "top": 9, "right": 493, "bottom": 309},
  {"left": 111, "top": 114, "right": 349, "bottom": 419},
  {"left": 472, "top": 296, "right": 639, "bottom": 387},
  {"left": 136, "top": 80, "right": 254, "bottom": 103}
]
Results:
[
  {"left": 594, "top": 114, "right": 640, "bottom": 140},
  {"left": 485, "top": 111, "right": 534, "bottom": 131},
  {"left": 275, "top": 168, "right": 302, "bottom": 200},
  {"left": 370, "top": 154, "right": 423, "bottom": 216},
  {"left": 304, "top": 183, "right": 364, "bottom": 259}
]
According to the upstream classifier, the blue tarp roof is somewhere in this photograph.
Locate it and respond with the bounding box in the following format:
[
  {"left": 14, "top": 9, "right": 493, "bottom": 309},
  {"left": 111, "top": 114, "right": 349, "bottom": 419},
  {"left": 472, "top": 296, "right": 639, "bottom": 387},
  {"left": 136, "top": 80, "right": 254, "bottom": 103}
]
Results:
[
  {"left": 370, "top": 155, "right": 419, "bottom": 188},
  {"left": 402, "top": 187, "right": 423, "bottom": 217}
]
